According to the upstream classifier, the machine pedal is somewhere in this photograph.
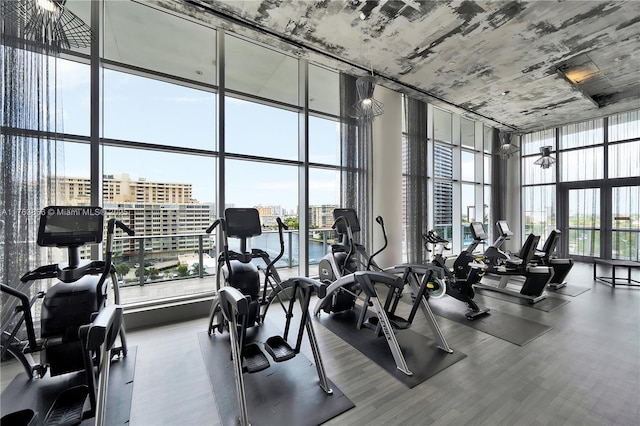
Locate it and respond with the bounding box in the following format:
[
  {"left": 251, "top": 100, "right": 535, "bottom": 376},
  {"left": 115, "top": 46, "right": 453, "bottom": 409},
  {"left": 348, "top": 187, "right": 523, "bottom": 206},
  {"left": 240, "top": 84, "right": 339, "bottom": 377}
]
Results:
[
  {"left": 43, "top": 385, "right": 88, "bottom": 426},
  {"left": 242, "top": 343, "right": 270, "bottom": 373},
  {"left": 264, "top": 336, "right": 295, "bottom": 362}
]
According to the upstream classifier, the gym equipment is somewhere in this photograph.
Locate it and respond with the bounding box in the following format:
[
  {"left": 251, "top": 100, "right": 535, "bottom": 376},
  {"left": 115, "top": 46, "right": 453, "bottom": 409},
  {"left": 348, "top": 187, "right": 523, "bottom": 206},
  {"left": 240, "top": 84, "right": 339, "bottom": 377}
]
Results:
[
  {"left": 474, "top": 222, "right": 553, "bottom": 304},
  {"left": 423, "top": 225, "right": 490, "bottom": 320},
  {"left": 205, "top": 208, "right": 332, "bottom": 426},
  {"left": 531, "top": 229, "right": 573, "bottom": 290},
  {"left": 314, "top": 208, "right": 454, "bottom": 376},
  {"left": 206, "top": 208, "right": 287, "bottom": 333},
  {"left": 0, "top": 206, "right": 133, "bottom": 426}
]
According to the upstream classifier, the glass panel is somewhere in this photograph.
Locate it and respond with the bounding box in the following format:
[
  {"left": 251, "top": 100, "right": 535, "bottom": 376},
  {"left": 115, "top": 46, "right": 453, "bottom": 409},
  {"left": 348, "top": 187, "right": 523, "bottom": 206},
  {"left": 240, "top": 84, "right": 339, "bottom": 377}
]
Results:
[
  {"left": 521, "top": 129, "right": 555, "bottom": 156},
  {"left": 569, "top": 188, "right": 600, "bottom": 228},
  {"left": 461, "top": 118, "right": 475, "bottom": 148},
  {"left": 611, "top": 182, "right": 638, "bottom": 260},
  {"left": 0, "top": 54, "right": 90, "bottom": 136},
  {"left": 568, "top": 229, "right": 600, "bottom": 257},
  {"left": 433, "top": 108, "right": 452, "bottom": 143},
  {"left": 484, "top": 155, "right": 491, "bottom": 184},
  {"left": 309, "top": 116, "right": 339, "bottom": 165},
  {"left": 560, "top": 147, "right": 604, "bottom": 182},
  {"left": 433, "top": 144, "right": 453, "bottom": 179},
  {"left": 461, "top": 184, "right": 476, "bottom": 249},
  {"left": 103, "top": 70, "right": 216, "bottom": 149},
  {"left": 225, "top": 97, "right": 297, "bottom": 160},
  {"left": 612, "top": 186, "right": 639, "bottom": 230},
  {"left": 483, "top": 125, "right": 493, "bottom": 153},
  {"left": 102, "top": 146, "right": 217, "bottom": 303},
  {"left": 309, "top": 64, "right": 339, "bottom": 115},
  {"left": 560, "top": 119, "right": 603, "bottom": 149},
  {"left": 104, "top": 0, "right": 216, "bottom": 84},
  {"left": 461, "top": 150, "right": 475, "bottom": 182},
  {"left": 612, "top": 231, "right": 639, "bottom": 261},
  {"left": 484, "top": 185, "right": 491, "bottom": 244},
  {"left": 56, "top": 59, "right": 89, "bottom": 136},
  {"left": 433, "top": 181, "right": 453, "bottom": 241},
  {"left": 523, "top": 156, "right": 555, "bottom": 185},
  {"left": 225, "top": 34, "right": 298, "bottom": 105},
  {"left": 225, "top": 159, "right": 299, "bottom": 270},
  {"left": 523, "top": 185, "right": 556, "bottom": 247},
  {"left": 309, "top": 168, "right": 340, "bottom": 274},
  {"left": 608, "top": 141, "right": 640, "bottom": 179},
  {"left": 56, "top": 142, "right": 91, "bottom": 205},
  {"left": 608, "top": 110, "right": 640, "bottom": 142},
  {"left": 64, "top": 0, "right": 91, "bottom": 56}
]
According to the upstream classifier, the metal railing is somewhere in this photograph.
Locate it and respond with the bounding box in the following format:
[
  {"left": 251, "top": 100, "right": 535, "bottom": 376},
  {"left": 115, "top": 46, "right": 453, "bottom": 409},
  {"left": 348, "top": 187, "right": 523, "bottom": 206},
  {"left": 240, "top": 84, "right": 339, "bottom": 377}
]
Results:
[{"left": 113, "top": 228, "right": 338, "bottom": 287}]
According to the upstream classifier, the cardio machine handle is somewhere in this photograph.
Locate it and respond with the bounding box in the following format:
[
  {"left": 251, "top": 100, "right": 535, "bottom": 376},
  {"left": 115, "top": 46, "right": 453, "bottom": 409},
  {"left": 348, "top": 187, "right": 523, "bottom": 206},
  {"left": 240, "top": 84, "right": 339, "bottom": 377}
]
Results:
[
  {"left": 366, "top": 215, "right": 387, "bottom": 271},
  {"left": 0, "top": 284, "right": 39, "bottom": 353},
  {"left": 276, "top": 217, "right": 288, "bottom": 231},
  {"left": 205, "top": 219, "right": 221, "bottom": 234},
  {"left": 107, "top": 218, "right": 135, "bottom": 236}
]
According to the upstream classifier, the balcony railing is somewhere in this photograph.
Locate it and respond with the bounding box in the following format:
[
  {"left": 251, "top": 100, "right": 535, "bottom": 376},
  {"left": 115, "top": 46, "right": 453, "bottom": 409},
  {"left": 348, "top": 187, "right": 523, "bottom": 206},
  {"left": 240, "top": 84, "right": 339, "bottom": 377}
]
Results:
[{"left": 112, "top": 228, "right": 338, "bottom": 288}]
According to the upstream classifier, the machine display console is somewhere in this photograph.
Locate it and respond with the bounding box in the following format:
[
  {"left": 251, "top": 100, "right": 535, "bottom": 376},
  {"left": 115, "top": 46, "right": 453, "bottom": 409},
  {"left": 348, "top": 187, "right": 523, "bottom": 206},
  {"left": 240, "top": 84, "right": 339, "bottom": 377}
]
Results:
[{"left": 37, "top": 206, "right": 104, "bottom": 247}]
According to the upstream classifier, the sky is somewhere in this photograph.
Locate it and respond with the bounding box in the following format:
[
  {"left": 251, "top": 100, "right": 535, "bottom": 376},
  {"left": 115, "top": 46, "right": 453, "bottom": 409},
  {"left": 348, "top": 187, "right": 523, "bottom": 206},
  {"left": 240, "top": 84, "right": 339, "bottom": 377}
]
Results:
[{"left": 54, "top": 59, "right": 341, "bottom": 210}]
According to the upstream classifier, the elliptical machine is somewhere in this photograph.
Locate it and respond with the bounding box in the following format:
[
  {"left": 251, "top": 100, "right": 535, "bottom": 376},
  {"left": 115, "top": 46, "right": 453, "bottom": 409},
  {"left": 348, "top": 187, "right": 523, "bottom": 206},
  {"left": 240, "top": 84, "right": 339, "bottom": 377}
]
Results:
[
  {"left": 1, "top": 206, "right": 133, "bottom": 426},
  {"left": 423, "top": 224, "right": 490, "bottom": 320},
  {"left": 314, "top": 208, "right": 454, "bottom": 376},
  {"left": 204, "top": 208, "right": 332, "bottom": 426}
]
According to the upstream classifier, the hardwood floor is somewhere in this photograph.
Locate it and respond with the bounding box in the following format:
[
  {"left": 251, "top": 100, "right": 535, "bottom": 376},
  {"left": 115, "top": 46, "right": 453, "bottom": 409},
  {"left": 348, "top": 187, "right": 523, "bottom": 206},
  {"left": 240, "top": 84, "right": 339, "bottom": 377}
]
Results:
[{"left": 2, "top": 262, "right": 639, "bottom": 425}]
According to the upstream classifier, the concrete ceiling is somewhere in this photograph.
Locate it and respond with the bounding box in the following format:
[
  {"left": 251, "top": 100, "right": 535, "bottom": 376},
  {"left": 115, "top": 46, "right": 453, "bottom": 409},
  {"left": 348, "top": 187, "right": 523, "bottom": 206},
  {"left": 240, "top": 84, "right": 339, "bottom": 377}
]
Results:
[{"left": 145, "top": 0, "right": 640, "bottom": 133}]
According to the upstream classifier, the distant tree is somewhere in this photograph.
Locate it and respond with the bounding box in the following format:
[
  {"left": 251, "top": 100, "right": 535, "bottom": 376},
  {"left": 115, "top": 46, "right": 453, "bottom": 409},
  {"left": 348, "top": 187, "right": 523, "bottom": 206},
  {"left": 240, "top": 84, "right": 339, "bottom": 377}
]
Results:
[
  {"left": 177, "top": 265, "right": 189, "bottom": 277},
  {"left": 116, "top": 263, "right": 130, "bottom": 277},
  {"left": 189, "top": 263, "right": 200, "bottom": 275},
  {"left": 148, "top": 267, "right": 159, "bottom": 279},
  {"left": 134, "top": 268, "right": 148, "bottom": 278},
  {"left": 284, "top": 216, "right": 299, "bottom": 230}
]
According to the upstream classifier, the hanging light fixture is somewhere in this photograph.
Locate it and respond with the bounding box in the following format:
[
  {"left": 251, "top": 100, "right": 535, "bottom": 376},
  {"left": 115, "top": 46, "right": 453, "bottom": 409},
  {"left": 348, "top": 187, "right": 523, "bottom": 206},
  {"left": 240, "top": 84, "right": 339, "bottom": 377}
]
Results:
[
  {"left": 348, "top": 75, "right": 384, "bottom": 123},
  {"left": 2, "top": 0, "right": 93, "bottom": 51},
  {"left": 534, "top": 146, "right": 556, "bottom": 169},
  {"left": 496, "top": 131, "right": 520, "bottom": 159}
]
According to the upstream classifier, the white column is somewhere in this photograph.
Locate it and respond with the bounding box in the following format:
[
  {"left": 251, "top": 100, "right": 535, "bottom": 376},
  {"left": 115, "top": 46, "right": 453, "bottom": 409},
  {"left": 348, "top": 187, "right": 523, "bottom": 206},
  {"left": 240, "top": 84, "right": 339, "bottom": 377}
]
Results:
[
  {"left": 505, "top": 143, "right": 522, "bottom": 251},
  {"left": 371, "top": 86, "right": 403, "bottom": 267}
]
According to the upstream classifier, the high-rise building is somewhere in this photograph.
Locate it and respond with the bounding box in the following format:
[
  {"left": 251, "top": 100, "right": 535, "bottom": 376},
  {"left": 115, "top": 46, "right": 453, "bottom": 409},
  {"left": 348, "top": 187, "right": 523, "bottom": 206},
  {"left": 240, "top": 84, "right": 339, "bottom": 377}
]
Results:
[
  {"left": 309, "top": 205, "right": 338, "bottom": 229},
  {"left": 59, "top": 175, "right": 214, "bottom": 261}
]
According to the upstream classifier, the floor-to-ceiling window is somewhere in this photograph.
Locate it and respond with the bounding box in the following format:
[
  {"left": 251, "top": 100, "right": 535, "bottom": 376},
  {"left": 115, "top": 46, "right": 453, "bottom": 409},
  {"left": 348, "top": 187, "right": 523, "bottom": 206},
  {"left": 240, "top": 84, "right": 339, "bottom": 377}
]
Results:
[
  {"left": 1, "top": 0, "right": 342, "bottom": 307},
  {"left": 522, "top": 109, "right": 639, "bottom": 260},
  {"left": 401, "top": 104, "right": 491, "bottom": 258}
]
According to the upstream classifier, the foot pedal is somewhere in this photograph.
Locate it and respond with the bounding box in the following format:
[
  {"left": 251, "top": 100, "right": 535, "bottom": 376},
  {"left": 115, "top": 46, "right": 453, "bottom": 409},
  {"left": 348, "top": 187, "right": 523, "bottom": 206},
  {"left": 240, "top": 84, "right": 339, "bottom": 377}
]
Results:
[
  {"left": 387, "top": 313, "right": 410, "bottom": 329},
  {"left": 1, "top": 409, "right": 37, "bottom": 426},
  {"left": 264, "top": 336, "right": 295, "bottom": 362},
  {"left": 242, "top": 343, "right": 270, "bottom": 373},
  {"left": 44, "top": 385, "right": 88, "bottom": 426}
]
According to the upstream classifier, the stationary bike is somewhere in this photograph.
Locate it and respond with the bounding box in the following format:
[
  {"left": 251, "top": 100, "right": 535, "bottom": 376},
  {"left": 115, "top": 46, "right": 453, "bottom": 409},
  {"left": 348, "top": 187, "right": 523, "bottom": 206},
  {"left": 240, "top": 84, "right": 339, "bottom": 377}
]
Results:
[
  {"left": 1, "top": 206, "right": 133, "bottom": 426},
  {"left": 423, "top": 224, "right": 490, "bottom": 320}
]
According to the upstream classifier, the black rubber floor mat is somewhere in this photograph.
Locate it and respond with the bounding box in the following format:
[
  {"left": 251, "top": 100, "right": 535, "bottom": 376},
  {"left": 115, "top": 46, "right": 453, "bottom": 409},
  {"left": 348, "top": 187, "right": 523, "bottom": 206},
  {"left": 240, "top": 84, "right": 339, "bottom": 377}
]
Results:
[
  {"left": 314, "top": 309, "right": 467, "bottom": 388},
  {"left": 547, "top": 284, "right": 590, "bottom": 297},
  {"left": 198, "top": 321, "right": 354, "bottom": 426},
  {"left": 429, "top": 297, "right": 552, "bottom": 346},
  {"left": 1, "top": 346, "right": 137, "bottom": 426},
  {"left": 475, "top": 288, "right": 570, "bottom": 312}
]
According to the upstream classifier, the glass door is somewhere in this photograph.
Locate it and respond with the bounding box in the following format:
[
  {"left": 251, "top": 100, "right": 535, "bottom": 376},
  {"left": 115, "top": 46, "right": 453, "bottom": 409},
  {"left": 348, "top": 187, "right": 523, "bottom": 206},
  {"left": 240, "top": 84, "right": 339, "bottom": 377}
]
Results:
[
  {"left": 611, "top": 186, "right": 640, "bottom": 261},
  {"left": 567, "top": 187, "right": 601, "bottom": 258}
]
